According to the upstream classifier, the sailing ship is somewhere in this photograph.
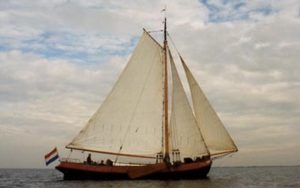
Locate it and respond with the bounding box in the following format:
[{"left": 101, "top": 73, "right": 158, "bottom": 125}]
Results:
[{"left": 56, "top": 17, "right": 238, "bottom": 180}]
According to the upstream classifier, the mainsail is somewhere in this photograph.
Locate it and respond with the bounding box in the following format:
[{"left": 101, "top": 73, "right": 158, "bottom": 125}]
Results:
[
  {"left": 169, "top": 50, "right": 209, "bottom": 159},
  {"left": 180, "top": 56, "right": 238, "bottom": 156},
  {"left": 67, "top": 31, "right": 164, "bottom": 158}
]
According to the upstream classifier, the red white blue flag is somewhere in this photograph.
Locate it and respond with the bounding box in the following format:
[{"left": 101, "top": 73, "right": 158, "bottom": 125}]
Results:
[{"left": 45, "top": 147, "right": 59, "bottom": 166}]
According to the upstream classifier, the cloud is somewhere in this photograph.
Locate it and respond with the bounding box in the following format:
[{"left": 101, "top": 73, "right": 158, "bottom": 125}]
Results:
[{"left": 0, "top": 50, "right": 128, "bottom": 167}]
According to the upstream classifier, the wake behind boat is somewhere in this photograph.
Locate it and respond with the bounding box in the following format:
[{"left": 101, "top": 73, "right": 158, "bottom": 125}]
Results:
[{"left": 55, "top": 15, "right": 238, "bottom": 180}]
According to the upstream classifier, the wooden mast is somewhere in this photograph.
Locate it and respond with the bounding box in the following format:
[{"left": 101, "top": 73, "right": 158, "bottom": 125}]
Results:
[{"left": 163, "top": 15, "right": 170, "bottom": 163}]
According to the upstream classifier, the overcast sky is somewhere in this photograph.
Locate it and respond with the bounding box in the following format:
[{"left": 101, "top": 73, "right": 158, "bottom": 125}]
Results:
[{"left": 0, "top": 0, "right": 299, "bottom": 168}]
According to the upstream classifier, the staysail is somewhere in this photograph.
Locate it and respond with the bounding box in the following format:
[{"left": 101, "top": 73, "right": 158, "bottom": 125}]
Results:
[
  {"left": 180, "top": 56, "right": 238, "bottom": 156},
  {"left": 169, "top": 51, "right": 209, "bottom": 159},
  {"left": 67, "top": 31, "right": 164, "bottom": 158}
]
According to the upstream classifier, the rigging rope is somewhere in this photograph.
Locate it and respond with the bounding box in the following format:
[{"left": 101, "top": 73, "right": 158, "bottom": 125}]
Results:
[{"left": 66, "top": 149, "right": 73, "bottom": 160}]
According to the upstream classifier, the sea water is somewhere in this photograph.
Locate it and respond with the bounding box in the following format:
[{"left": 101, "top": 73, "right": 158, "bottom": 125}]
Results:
[{"left": 0, "top": 166, "right": 299, "bottom": 188}]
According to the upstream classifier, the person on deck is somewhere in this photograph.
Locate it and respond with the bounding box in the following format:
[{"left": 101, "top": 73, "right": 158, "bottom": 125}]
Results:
[{"left": 87, "top": 153, "right": 92, "bottom": 164}]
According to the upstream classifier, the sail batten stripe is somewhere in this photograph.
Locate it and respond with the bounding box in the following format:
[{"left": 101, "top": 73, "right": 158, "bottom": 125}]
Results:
[{"left": 66, "top": 145, "right": 156, "bottom": 159}]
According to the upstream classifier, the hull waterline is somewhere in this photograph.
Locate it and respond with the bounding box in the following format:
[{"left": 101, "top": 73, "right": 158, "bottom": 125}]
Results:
[{"left": 56, "top": 159, "right": 212, "bottom": 180}]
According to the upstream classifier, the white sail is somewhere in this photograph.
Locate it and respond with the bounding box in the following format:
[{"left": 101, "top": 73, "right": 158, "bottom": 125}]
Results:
[
  {"left": 169, "top": 51, "right": 209, "bottom": 159},
  {"left": 181, "top": 56, "right": 238, "bottom": 156},
  {"left": 67, "top": 31, "right": 164, "bottom": 158}
]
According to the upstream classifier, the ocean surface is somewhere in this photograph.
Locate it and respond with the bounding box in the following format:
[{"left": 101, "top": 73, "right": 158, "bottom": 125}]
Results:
[{"left": 0, "top": 166, "right": 299, "bottom": 188}]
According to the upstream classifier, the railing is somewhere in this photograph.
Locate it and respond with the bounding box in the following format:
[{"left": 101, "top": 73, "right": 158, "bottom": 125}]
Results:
[
  {"left": 60, "top": 157, "right": 151, "bottom": 166},
  {"left": 60, "top": 158, "right": 82, "bottom": 163}
]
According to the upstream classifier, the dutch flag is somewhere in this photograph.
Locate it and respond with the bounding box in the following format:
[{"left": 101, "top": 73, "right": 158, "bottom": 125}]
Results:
[{"left": 45, "top": 147, "right": 59, "bottom": 166}]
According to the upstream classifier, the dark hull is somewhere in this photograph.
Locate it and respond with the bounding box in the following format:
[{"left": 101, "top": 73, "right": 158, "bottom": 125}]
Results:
[{"left": 56, "top": 160, "right": 212, "bottom": 180}]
